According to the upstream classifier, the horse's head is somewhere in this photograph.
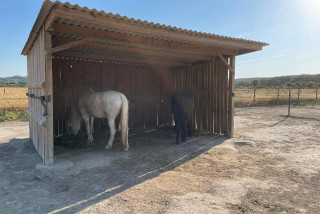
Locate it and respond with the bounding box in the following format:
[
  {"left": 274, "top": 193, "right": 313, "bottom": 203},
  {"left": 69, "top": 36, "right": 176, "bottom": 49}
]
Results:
[{"left": 66, "top": 105, "right": 81, "bottom": 135}]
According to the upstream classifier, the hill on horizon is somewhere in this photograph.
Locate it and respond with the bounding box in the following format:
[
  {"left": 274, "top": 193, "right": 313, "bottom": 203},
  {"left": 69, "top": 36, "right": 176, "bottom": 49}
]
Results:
[
  {"left": 1, "top": 73, "right": 319, "bottom": 87},
  {"left": 0, "top": 76, "right": 27, "bottom": 84},
  {"left": 236, "top": 74, "right": 320, "bottom": 88}
]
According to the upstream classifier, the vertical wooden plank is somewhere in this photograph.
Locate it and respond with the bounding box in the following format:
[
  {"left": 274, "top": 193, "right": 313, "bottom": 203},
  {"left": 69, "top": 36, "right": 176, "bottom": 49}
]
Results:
[
  {"left": 209, "top": 61, "right": 213, "bottom": 133},
  {"left": 216, "top": 59, "right": 221, "bottom": 134},
  {"left": 228, "top": 56, "right": 235, "bottom": 137},
  {"left": 39, "top": 30, "right": 45, "bottom": 159},
  {"left": 200, "top": 64, "right": 204, "bottom": 131},
  {"left": 27, "top": 55, "right": 32, "bottom": 140},
  {"left": 220, "top": 59, "right": 225, "bottom": 134},
  {"left": 205, "top": 63, "right": 209, "bottom": 131},
  {"left": 221, "top": 58, "right": 228, "bottom": 135},
  {"left": 44, "top": 30, "right": 54, "bottom": 165}
]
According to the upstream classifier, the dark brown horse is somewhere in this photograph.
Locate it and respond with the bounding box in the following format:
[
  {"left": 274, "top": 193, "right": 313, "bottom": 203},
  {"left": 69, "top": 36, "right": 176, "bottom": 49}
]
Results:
[{"left": 171, "top": 89, "right": 194, "bottom": 144}]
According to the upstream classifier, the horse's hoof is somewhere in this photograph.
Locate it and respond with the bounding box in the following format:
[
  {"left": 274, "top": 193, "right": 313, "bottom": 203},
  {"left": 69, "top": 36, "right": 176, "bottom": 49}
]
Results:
[
  {"left": 176, "top": 141, "right": 180, "bottom": 145},
  {"left": 105, "top": 144, "right": 112, "bottom": 150},
  {"left": 123, "top": 144, "right": 129, "bottom": 151},
  {"left": 181, "top": 138, "right": 187, "bottom": 143}
]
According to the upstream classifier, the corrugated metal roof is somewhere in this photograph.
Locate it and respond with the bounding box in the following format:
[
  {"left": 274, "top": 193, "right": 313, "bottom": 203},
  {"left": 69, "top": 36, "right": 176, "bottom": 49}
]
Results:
[
  {"left": 22, "top": 0, "right": 268, "bottom": 55},
  {"left": 52, "top": 0, "right": 267, "bottom": 45}
]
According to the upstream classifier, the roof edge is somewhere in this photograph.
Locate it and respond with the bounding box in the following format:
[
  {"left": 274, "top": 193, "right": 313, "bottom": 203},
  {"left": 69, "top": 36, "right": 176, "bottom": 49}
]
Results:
[
  {"left": 21, "top": 0, "right": 54, "bottom": 55},
  {"left": 22, "top": 0, "right": 268, "bottom": 56}
]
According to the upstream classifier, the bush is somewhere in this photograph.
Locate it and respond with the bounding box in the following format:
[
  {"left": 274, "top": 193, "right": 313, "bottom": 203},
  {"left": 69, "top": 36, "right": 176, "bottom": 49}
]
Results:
[{"left": 0, "top": 109, "right": 28, "bottom": 121}]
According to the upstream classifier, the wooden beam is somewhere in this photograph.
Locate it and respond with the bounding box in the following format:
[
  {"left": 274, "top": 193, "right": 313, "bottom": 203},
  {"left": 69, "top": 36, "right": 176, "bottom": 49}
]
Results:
[
  {"left": 26, "top": 110, "right": 46, "bottom": 127},
  {"left": 54, "top": 6, "right": 264, "bottom": 51},
  {"left": 52, "top": 22, "right": 237, "bottom": 56},
  {"left": 44, "top": 6, "right": 57, "bottom": 31},
  {"left": 54, "top": 51, "right": 191, "bottom": 66},
  {"left": 44, "top": 30, "right": 54, "bottom": 165},
  {"left": 217, "top": 53, "right": 234, "bottom": 73},
  {"left": 52, "top": 36, "right": 213, "bottom": 61},
  {"left": 227, "top": 56, "right": 235, "bottom": 137},
  {"left": 46, "top": 37, "right": 100, "bottom": 54}
]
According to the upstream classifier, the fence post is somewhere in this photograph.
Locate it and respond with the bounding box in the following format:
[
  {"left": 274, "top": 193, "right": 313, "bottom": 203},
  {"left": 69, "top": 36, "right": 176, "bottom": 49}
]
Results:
[
  {"left": 277, "top": 88, "right": 280, "bottom": 105},
  {"left": 288, "top": 87, "right": 291, "bottom": 116},
  {"left": 253, "top": 87, "right": 256, "bottom": 104}
]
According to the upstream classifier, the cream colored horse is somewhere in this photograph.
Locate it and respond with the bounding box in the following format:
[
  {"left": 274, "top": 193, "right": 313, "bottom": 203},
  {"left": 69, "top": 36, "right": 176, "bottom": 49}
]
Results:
[{"left": 67, "top": 89, "right": 129, "bottom": 151}]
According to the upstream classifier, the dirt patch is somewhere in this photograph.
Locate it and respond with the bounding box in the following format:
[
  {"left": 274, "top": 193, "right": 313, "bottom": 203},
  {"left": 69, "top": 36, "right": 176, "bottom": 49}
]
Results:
[{"left": 1, "top": 106, "right": 320, "bottom": 213}]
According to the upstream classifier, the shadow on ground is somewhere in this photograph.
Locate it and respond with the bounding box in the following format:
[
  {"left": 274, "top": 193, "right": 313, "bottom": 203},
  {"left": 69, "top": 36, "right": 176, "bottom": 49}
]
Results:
[{"left": 0, "top": 126, "right": 226, "bottom": 214}]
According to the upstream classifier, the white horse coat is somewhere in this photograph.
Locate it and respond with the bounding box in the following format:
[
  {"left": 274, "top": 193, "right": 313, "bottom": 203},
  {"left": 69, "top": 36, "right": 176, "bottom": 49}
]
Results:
[{"left": 67, "top": 89, "right": 129, "bottom": 151}]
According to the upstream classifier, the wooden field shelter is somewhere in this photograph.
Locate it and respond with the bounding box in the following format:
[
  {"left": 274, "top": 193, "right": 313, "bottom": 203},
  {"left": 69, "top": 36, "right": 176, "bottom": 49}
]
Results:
[{"left": 22, "top": 0, "right": 267, "bottom": 165}]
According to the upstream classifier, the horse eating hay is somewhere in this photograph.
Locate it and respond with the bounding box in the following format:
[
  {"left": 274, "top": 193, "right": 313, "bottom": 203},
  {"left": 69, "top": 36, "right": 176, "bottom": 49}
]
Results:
[{"left": 67, "top": 89, "right": 129, "bottom": 151}]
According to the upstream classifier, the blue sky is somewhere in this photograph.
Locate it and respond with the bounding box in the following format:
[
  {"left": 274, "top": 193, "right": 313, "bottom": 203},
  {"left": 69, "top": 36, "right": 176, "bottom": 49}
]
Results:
[{"left": 0, "top": 0, "right": 319, "bottom": 78}]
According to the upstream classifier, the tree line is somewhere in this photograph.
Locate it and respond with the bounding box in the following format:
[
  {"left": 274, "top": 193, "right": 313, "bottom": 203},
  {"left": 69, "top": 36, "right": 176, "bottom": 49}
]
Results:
[{"left": 236, "top": 74, "right": 320, "bottom": 89}]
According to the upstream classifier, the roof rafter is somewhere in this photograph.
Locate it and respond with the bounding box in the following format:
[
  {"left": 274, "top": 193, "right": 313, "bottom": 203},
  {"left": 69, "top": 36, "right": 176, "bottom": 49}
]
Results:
[
  {"left": 52, "top": 36, "right": 214, "bottom": 61},
  {"left": 52, "top": 22, "right": 237, "bottom": 56},
  {"left": 53, "top": 51, "right": 191, "bottom": 67},
  {"left": 46, "top": 37, "right": 100, "bottom": 54}
]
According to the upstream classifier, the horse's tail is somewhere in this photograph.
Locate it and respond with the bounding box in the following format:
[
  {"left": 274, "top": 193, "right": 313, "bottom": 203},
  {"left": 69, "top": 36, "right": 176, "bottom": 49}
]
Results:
[{"left": 120, "top": 93, "right": 129, "bottom": 150}]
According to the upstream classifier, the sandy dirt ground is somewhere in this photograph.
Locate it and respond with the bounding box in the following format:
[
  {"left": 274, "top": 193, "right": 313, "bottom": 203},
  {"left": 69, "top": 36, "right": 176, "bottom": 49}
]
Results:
[{"left": 0, "top": 106, "right": 320, "bottom": 214}]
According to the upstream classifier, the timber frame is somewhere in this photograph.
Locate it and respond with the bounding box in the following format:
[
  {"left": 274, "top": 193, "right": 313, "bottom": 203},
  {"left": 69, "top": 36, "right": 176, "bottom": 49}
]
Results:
[{"left": 22, "top": 0, "right": 267, "bottom": 165}]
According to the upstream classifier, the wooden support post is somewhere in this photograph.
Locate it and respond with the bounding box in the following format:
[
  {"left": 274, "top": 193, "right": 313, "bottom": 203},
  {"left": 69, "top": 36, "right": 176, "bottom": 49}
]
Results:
[
  {"left": 217, "top": 53, "right": 234, "bottom": 73},
  {"left": 213, "top": 57, "right": 219, "bottom": 134},
  {"left": 44, "top": 31, "right": 54, "bottom": 165},
  {"left": 228, "top": 56, "right": 235, "bottom": 137}
]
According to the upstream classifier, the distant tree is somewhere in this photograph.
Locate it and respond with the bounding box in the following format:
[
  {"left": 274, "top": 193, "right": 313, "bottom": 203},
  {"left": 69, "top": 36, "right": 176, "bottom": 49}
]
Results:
[
  {"left": 252, "top": 80, "right": 260, "bottom": 88},
  {"left": 285, "top": 82, "right": 293, "bottom": 88},
  {"left": 306, "top": 81, "right": 316, "bottom": 89}
]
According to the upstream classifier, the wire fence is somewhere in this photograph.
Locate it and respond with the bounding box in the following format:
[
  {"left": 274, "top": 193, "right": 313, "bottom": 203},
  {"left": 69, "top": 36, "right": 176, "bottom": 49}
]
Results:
[
  {"left": 235, "top": 88, "right": 320, "bottom": 120},
  {"left": 235, "top": 88, "right": 319, "bottom": 105}
]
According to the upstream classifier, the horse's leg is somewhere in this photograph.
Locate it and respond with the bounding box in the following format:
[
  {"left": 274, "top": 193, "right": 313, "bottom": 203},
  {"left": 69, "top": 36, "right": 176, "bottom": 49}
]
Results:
[
  {"left": 181, "top": 114, "right": 188, "bottom": 142},
  {"left": 187, "top": 113, "right": 193, "bottom": 136},
  {"left": 89, "top": 117, "right": 94, "bottom": 142},
  {"left": 105, "top": 118, "right": 116, "bottom": 150},
  {"left": 83, "top": 116, "right": 92, "bottom": 143},
  {"left": 175, "top": 115, "right": 182, "bottom": 144}
]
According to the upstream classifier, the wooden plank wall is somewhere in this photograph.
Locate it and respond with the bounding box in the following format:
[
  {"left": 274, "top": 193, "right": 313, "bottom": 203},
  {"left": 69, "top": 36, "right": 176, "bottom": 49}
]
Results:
[
  {"left": 169, "top": 59, "right": 229, "bottom": 135},
  {"left": 52, "top": 58, "right": 173, "bottom": 136},
  {"left": 52, "top": 56, "right": 230, "bottom": 137},
  {"left": 27, "top": 28, "right": 46, "bottom": 160}
]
